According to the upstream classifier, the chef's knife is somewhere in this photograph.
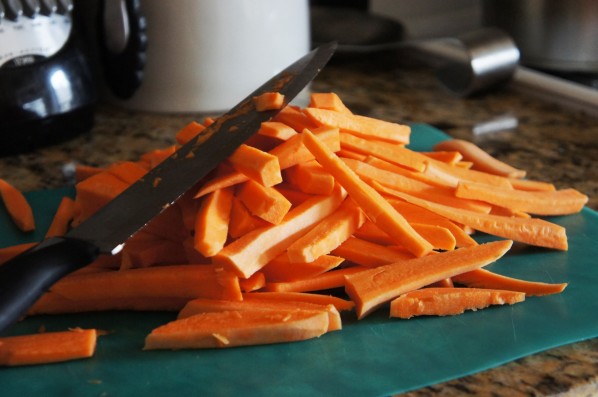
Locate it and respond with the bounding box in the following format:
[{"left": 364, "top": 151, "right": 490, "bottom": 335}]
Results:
[{"left": 0, "top": 42, "right": 337, "bottom": 334}]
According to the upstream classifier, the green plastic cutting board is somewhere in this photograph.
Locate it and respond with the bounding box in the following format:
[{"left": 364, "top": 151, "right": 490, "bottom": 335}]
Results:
[{"left": 1, "top": 124, "right": 597, "bottom": 397}]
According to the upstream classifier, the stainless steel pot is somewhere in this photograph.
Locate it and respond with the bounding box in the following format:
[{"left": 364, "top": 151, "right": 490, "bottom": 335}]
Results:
[{"left": 482, "top": 0, "right": 598, "bottom": 72}]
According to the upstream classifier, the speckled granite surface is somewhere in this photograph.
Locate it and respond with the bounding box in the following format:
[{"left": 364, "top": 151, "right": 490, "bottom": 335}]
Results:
[{"left": 0, "top": 57, "right": 596, "bottom": 396}]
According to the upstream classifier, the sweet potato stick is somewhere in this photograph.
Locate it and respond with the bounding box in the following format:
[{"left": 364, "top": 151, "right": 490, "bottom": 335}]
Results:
[
  {"left": 212, "top": 185, "right": 345, "bottom": 278},
  {"left": 434, "top": 139, "right": 526, "bottom": 178},
  {"left": 390, "top": 287, "right": 525, "bottom": 319},
  {"left": 301, "top": 129, "right": 433, "bottom": 258},
  {"left": 374, "top": 182, "right": 568, "bottom": 251},
  {"left": 286, "top": 199, "right": 366, "bottom": 263},
  {"left": 0, "top": 329, "right": 97, "bottom": 366},
  {"left": 0, "top": 178, "right": 35, "bottom": 232},
  {"left": 345, "top": 240, "right": 513, "bottom": 318},
  {"left": 194, "top": 187, "right": 234, "bottom": 257}
]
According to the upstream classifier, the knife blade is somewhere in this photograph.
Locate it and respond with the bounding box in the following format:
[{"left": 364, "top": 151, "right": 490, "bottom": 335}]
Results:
[{"left": 0, "top": 42, "right": 337, "bottom": 334}]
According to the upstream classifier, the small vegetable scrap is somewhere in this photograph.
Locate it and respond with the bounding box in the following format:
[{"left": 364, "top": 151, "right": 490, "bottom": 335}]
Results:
[{"left": 0, "top": 92, "right": 588, "bottom": 363}]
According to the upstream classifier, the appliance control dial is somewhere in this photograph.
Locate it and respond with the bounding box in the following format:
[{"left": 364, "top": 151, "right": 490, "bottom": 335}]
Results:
[
  {"left": 56, "top": 0, "right": 72, "bottom": 14},
  {"left": 22, "top": 0, "right": 41, "bottom": 18},
  {"left": 0, "top": 0, "right": 72, "bottom": 68},
  {"left": 2, "top": 0, "right": 23, "bottom": 21},
  {"left": 39, "top": 0, "right": 56, "bottom": 16}
]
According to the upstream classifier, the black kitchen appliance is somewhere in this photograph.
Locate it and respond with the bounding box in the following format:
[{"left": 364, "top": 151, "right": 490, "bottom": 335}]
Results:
[{"left": 0, "top": 0, "right": 96, "bottom": 155}]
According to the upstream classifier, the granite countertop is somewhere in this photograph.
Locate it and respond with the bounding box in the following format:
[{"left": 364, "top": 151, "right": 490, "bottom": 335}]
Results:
[{"left": 1, "top": 56, "right": 597, "bottom": 395}]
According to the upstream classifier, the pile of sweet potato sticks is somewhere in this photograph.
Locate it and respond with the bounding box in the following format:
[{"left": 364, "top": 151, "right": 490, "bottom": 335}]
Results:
[{"left": 0, "top": 92, "right": 588, "bottom": 365}]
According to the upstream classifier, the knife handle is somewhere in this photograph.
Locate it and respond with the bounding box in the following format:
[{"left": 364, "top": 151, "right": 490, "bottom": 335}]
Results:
[{"left": 0, "top": 237, "right": 99, "bottom": 335}]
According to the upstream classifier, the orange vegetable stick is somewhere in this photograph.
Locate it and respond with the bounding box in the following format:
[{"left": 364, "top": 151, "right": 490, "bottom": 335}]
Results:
[
  {"left": 409, "top": 223, "right": 456, "bottom": 251},
  {"left": 455, "top": 161, "right": 474, "bottom": 169},
  {"left": 427, "top": 278, "right": 455, "bottom": 288},
  {"left": 274, "top": 183, "right": 313, "bottom": 206},
  {"left": 338, "top": 148, "right": 368, "bottom": 161},
  {"left": 345, "top": 240, "right": 513, "bottom": 318},
  {"left": 489, "top": 205, "right": 531, "bottom": 219},
  {"left": 0, "top": 242, "right": 36, "bottom": 265},
  {"left": 194, "top": 127, "right": 340, "bottom": 198},
  {"left": 374, "top": 182, "right": 569, "bottom": 251},
  {"left": 74, "top": 164, "right": 104, "bottom": 182},
  {"left": 420, "top": 151, "right": 463, "bottom": 164},
  {"left": 228, "top": 144, "right": 282, "bottom": 187},
  {"left": 243, "top": 132, "right": 282, "bottom": 152},
  {"left": 309, "top": 92, "right": 353, "bottom": 114},
  {"left": 355, "top": 221, "right": 456, "bottom": 251},
  {"left": 270, "top": 126, "right": 341, "bottom": 169},
  {"left": 139, "top": 145, "right": 177, "bottom": 169},
  {"left": 0, "top": 178, "right": 35, "bottom": 232},
  {"left": 434, "top": 139, "right": 526, "bottom": 178},
  {"left": 352, "top": 220, "right": 398, "bottom": 245},
  {"left": 194, "top": 170, "right": 249, "bottom": 199},
  {"left": 121, "top": 237, "right": 188, "bottom": 269},
  {"left": 423, "top": 157, "right": 514, "bottom": 189},
  {"left": 228, "top": 197, "right": 269, "bottom": 238},
  {"left": 272, "top": 105, "right": 319, "bottom": 132},
  {"left": 176, "top": 189, "right": 200, "bottom": 233},
  {"left": 238, "top": 272, "right": 266, "bottom": 293},
  {"left": 194, "top": 187, "right": 234, "bottom": 257},
  {"left": 284, "top": 161, "right": 336, "bottom": 196},
  {"left": 264, "top": 266, "right": 366, "bottom": 293},
  {"left": 387, "top": 199, "right": 478, "bottom": 248},
  {"left": 364, "top": 155, "right": 454, "bottom": 189},
  {"left": 286, "top": 199, "right": 366, "bottom": 263},
  {"left": 181, "top": 237, "right": 212, "bottom": 265},
  {"left": 301, "top": 130, "right": 433, "bottom": 258},
  {"left": 72, "top": 171, "right": 130, "bottom": 226},
  {"left": 237, "top": 179, "right": 292, "bottom": 225},
  {"left": 28, "top": 292, "right": 188, "bottom": 315},
  {"left": 0, "top": 329, "right": 97, "bottom": 366},
  {"left": 177, "top": 298, "right": 342, "bottom": 332},
  {"left": 262, "top": 254, "right": 344, "bottom": 282},
  {"left": 509, "top": 178, "right": 556, "bottom": 192},
  {"left": 213, "top": 185, "right": 345, "bottom": 278},
  {"left": 331, "top": 236, "right": 414, "bottom": 267},
  {"left": 254, "top": 92, "right": 285, "bottom": 111},
  {"left": 304, "top": 107, "right": 410, "bottom": 144},
  {"left": 389, "top": 287, "right": 525, "bottom": 319},
  {"left": 258, "top": 121, "right": 298, "bottom": 141},
  {"left": 45, "top": 196, "right": 76, "bottom": 238},
  {"left": 243, "top": 291, "right": 355, "bottom": 312},
  {"left": 455, "top": 181, "right": 588, "bottom": 216},
  {"left": 137, "top": 201, "right": 188, "bottom": 243},
  {"left": 344, "top": 157, "right": 492, "bottom": 213},
  {"left": 50, "top": 265, "right": 242, "bottom": 301},
  {"left": 175, "top": 121, "right": 206, "bottom": 145},
  {"left": 452, "top": 268, "right": 568, "bottom": 296},
  {"left": 340, "top": 132, "right": 426, "bottom": 172},
  {"left": 144, "top": 309, "right": 329, "bottom": 350}
]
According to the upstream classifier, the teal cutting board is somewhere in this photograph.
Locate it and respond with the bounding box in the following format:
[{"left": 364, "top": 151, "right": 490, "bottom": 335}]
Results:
[{"left": 1, "top": 124, "right": 597, "bottom": 396}]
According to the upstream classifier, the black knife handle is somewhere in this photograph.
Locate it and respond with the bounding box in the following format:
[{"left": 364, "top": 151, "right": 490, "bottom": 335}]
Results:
[{"left": 0, "top": 237, "right": 99, "bottom": 335}]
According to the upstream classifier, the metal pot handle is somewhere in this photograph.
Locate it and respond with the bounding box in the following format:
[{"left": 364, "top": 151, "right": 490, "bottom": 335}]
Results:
[{"left": 98, "top": 0, "right": 147, "bottom": 99}]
